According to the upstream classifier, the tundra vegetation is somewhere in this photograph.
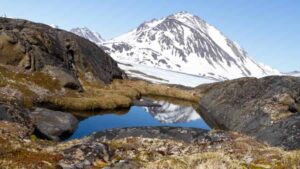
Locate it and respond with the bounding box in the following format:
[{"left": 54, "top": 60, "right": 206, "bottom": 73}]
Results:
[{"left": 0, "top": 65, "right": 300, "bottom": 168}]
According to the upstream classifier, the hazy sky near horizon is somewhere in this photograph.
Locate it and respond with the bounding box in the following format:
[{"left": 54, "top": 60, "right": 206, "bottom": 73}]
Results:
[{"left": 0, "top": 0, "right": 299, "bottom": 72}]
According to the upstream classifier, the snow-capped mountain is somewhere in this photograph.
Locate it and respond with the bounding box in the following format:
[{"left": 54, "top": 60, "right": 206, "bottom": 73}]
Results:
[
  {"left": 70, "top": 27, "right": 104, "bottom": 45},
  {"left": 144, "top": 100, "right": 201, "bottom": 124},
  {"left": 101, "top": 12, "right": 280, "bottom": 80}
]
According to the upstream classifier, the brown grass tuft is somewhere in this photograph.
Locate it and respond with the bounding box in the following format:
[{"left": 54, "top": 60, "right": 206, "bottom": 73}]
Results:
[{"left": 41, "top": 94, "right": 132, "bottom": 111}]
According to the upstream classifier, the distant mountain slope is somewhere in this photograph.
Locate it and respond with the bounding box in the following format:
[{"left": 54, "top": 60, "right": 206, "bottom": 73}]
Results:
[
  {"left": 101, "top": 12, "right": 280, "bottom": 80},
  {"left": 70, "top": 27, "right": 104, "bottom": 45},
  {"left": 285, "top": 71, "right": 300, "bottom": 77}
]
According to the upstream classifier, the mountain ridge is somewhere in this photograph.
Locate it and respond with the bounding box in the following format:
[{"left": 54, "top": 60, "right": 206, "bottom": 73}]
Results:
[
  {"left": 71, "top": 12, "right": 280, "bottom": 81},
  {"left": 285, "top": 70, "right": 300, "bottom": 77}
]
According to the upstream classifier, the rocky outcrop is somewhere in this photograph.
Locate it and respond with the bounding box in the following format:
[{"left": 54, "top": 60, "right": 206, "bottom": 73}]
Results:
[
  {"left": 197, "top": 76, "right": 300, "bottom": 150},
  {"left": 59, "top": 142, "right": 112, "bottom": 169},
  {"left": 0, "top": 17, "right": 125, "bottom": 89},
  {"left": 30, "top": 108, "right": 78, "bottom": 141}
]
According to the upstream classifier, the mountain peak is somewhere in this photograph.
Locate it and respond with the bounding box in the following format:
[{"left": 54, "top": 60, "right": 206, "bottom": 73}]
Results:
[
  {"left": 70, "top": 27, "right": 104, "bottom": 45},
  {"left": 170, "top": 11, "right": 195, "bottom": 18},
  {"left": 135, "top": 11, "right": 203, "bottom": 33}
]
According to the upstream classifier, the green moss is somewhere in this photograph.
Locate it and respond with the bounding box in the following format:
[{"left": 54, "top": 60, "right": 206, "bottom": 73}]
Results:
[{"left": 30, "top": 135, "right": 38, "bottom": 141}]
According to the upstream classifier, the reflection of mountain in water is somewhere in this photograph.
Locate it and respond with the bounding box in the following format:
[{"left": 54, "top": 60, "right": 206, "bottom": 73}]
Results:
[{"left": 144, "top": 100, "right": 201, "bottom": 124}]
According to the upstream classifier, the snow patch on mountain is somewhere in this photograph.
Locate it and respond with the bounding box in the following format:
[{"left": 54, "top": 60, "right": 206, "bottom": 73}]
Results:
[
  {"left": 50, "top": 24, "right": 59, "bottom": 29},
  {"left": 118, "top": 61, "right": 216, "bottom": 87}
]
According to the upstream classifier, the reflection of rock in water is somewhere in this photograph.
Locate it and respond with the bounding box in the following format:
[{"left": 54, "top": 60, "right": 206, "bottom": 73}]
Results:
[{"left": 145, "top": 100, "right": 201, "bottom": 124}]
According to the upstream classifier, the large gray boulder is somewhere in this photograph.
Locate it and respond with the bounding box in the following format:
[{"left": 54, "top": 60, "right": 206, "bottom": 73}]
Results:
[
  {"left": 197, "top": 76, "right": 300, "bottom": 150},
  {"left": 30, "top": 108, "right": 78, "bottom": 141}
]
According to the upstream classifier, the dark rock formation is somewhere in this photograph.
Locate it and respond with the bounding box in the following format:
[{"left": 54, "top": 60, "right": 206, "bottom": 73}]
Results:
[
  {"left": 0, "top": 17, "right": 125, "bottom": 89},
  {"left": 30, "top": 108, "right": 78, "bottom": 141},
  {"left": 197, "top": 76, "right": 300, "bottom": 150}
]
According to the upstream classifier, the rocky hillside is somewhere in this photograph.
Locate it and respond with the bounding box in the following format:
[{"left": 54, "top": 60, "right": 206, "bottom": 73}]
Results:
[
  {"left": 0, "top": 17, "right": 124, "bottom": 88},
  {"left": 100, "top": 12, "right": 280, "bottom": 80}
]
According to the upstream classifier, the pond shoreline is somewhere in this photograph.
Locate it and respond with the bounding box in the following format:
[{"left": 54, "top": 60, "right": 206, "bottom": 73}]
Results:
[{"left": 68, "top": 96, "right": 210, "bottom": 140}]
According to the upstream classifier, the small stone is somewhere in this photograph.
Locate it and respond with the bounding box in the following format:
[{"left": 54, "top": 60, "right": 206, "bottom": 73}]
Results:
[
  {"left": 83, "top": 160, "right": 91, "bottom": 166},
  {"left": 75, "top": 163, "right": 84, "bottom": 169},
  {"left": 23, "top": 139, "right": 31, "bottom": 143},
  {"left": 215, "top": 144, "right": 222, "bottom": 149},
  {"left": 74, "top": 149, "right": 85, "bottom": 161},
  {"left": 58, "top": 162, "right": 73, "bottom": 169},
  {"left": 243, "top": 156, "right": 253, "bottom": 164}
]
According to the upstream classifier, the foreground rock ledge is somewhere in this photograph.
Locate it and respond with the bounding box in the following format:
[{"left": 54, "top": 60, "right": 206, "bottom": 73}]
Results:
[{"left": 1, "top": 122, "right": 300, "bottom": 168}]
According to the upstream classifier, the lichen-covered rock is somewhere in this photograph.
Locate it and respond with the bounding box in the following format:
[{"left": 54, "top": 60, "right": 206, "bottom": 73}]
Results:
[
  {"left": 197, "top": 76, "right": 300, "bottom": 149},
  {"left": 58, "top": 142, "right": 112, "bottom": 169},
  {"left": 0, "top": 17, "right": 125, "bottom": 90}
]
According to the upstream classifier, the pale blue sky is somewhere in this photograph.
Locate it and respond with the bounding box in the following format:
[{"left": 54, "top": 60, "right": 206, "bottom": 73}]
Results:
[{"left": 0, "top": 0, "right": 299, "bottom": 72}]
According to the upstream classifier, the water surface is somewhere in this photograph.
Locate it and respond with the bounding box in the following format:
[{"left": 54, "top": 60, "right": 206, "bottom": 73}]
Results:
[{"left": 69, "top": 98, "right": 210, "bottom": 139}]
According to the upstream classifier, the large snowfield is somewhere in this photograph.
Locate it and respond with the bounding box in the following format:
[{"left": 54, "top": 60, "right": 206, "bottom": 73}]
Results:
[{"left": 118, "top": 61, "right": 216, "bottom": 87}]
